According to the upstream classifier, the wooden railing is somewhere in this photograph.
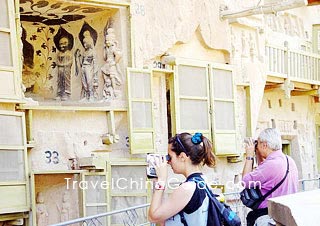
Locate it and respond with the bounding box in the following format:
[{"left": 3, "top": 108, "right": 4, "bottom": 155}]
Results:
[{"left": 266, "top": 45, "right": 320, "bottom": 84}]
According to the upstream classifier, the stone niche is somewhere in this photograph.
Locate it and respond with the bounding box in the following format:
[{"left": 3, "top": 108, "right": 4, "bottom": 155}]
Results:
[
  {"left": 20, "top": 0, "right": 129, "bottom": 104},
  {"left": 33, "top": 173, "right": 81, "bottom": 226}
]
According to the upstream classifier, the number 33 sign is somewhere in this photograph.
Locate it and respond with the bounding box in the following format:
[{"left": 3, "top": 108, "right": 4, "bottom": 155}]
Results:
[{"left": 44, "top": 149, "right": 59, "bottom": 164}]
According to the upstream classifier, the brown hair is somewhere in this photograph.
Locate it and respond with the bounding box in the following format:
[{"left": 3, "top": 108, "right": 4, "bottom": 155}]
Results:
[{"left": 168, "top": 132, "right": 216, "bottom": 167}]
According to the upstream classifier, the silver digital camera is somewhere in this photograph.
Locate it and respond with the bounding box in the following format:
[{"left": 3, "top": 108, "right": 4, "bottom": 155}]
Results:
[{"left": 146, "top": 154, "right": 170, "bottom": 179}]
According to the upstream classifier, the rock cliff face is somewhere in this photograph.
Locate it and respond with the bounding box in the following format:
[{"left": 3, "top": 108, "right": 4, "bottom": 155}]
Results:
[{"left": 131, "top": 0, "right": 230, "bottom": 67}]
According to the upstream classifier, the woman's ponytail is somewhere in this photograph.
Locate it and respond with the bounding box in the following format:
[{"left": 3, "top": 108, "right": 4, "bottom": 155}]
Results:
[{"left": 202, "top": 136, "right": 216, "bottom": 168}]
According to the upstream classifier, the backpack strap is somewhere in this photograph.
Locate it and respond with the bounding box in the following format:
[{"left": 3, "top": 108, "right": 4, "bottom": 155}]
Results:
[
  {"left": 189, "top": 177, "right": 217, "bottom": 201},
  {"left": 178, "top": 211, "right": 188, "bottom": 226},
  {"left": 190, "top": 177, "right": 241, "bottom": 226}
]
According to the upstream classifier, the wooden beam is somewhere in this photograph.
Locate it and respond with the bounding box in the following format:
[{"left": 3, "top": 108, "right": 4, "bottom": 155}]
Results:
[
  {"left": 0, "top": 212, "right": 28, "bottom": 221},
  {"left": 266, "top": 76, "right": 316, "bottom": 90},
  {"left": 266, "top": 76, "right": 285, "bottom": 84},
  {"left": 307, "top": 0, "right": 320, "bottom": 5},
  {"left": 16, "top": 104, "right": 127, "bottom": 112},
  {"left": 265, "top": 84, "right": 283, "bottom": 90},
  {"left": 291, "top": 89, "right": 319, "bottom": 96},
  {"left": 264, "top": 79, "right": 295, "bottom": 98},
  {"left": 292, "top": 81, "right": 313, "bottom": 90}
]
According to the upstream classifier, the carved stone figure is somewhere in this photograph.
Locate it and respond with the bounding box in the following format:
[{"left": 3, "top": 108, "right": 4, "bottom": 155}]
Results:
[
  {"left": 249, "top": 33, "right": 256, "bottom": 60},
  {"left": 36, "top": 192, "right": 49, "bottom": 226},
  {"left": 292, "top": 17, "right": 300, "bottom": 37},
  {"left": 61, "top": 191, "right": 71, "bottom": 222},
  {"left": 284, "top": 17, "right": 291, "bottom": 35},
  {"left": 54, "top": 27, "right": 74, "bottom": 101},
  {"left": 57, "top": 191, "right": 71, "bottom": 222},
  {"left": 230, "top": 28, "right": 238, "bottom": 57},
  {"left": 69, "top": 158, "right": 78, "bottom": 170},
  {"left": 241, "top": 31, "right": 249, "bottom": 57},
  {"left": 75, "top": 22, "right": 98, "bottom": 102},
  {"left": 101, "top": 19, "right": 122, "bottom": 101},
  {"left": 297, "top": 18, "right": 304, "bottom": 38},
  {"left": 103, "top": 77, "right": 115, "bottom": 101}
]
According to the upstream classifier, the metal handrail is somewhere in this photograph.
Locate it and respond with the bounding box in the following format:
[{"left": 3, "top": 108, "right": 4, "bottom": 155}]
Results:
[
  {"left": 50, "top": 203, "right": 151, "bottom": 226},
  {"left": 299, "top": 177, "right": 320, "bottom": 191},
  {"left": 50, "top": 177, "right": 320, "bottom": 226}
]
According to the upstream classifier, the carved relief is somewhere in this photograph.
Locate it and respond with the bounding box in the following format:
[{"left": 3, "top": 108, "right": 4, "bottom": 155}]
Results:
[
  {"left": 265, "top": 14, "right": 305, "bottom": 38},
  {"left": 277, "top": 120, "right": 295, "bottom": 134},
  {"left": 230, "top": 27, "right": 238, "bottom": 57},
  {"left": 36, "top": 192, "right": 49, "bottom": 226},
  {"left": 101, "top": 19, "right": 123, "bottom": 101},
  {"left": 20, "top": 1, "right": 103, "bottom": 26},
  {"left": 57, "top": 191, "right": 71, "bottom": 222},
  {"left": 21, "top": 26, "right": 36, "bottom": 96},
  {"left": 20, "top": 1, "right": 129, "bottom": 103},
  {"left": 34, "top": 174, "right": 81, "bottom": 225},
  {"left": 53, "top": 27, "right": 74, "bottom": 101},
  {"left": 297, "top": 18, "right": 305, "bottom": 38},
  {"left": 22, "top": 25, "right": 56, "bottom": 96},
  {"left": 241, "top": 31, "right": 249, "bottom": 57},
  {"left": 103, "top": 77, "right": 115, "bottom": 101},
  {"left": 283, "top": 17, "right": 292, "bottom": 35},
  {"left": 74, "top": 22, "right": 99, "bottom": 102},
  {"left": 249, "top": 33, "right": 257, "bottom": 60},
  {"left": 22, "top": 26, "right": 35, "bottom": 70}
]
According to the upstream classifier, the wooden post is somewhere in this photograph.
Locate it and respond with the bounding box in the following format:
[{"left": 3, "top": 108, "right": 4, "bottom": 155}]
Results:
[{"left": 25, "top": 109, "right": 35, "bottom": 145}]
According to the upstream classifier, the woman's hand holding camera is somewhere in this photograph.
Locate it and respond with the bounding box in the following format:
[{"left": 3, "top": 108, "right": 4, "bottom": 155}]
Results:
[{"left": 151, "top": 156, "right": 168, "bottom": 183}]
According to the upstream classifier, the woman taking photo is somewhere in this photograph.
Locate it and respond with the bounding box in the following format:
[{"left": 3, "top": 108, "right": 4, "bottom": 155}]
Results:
[{"left": 148, "top": 132, "right": 216, "bottom": 225}]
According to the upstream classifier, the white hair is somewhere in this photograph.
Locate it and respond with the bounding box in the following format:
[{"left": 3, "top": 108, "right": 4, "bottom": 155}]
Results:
[{"left": 258, "top": 128, "right": 282, "bottom": 151}]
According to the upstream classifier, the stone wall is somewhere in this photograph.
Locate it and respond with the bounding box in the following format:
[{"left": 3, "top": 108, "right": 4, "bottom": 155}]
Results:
[
  {"left": 130, "top": 0, "right": 230, "bottom": 67},
  {"left": 2, "top": 0, "right": 320, "bottom": 224},
  {"left": 258, "top": 91, "right": 318, "bottom": 179}
]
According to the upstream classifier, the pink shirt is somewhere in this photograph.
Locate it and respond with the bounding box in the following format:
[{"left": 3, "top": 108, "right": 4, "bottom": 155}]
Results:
[{"left": 242, "top": 150, "right": 299, "bottom": 208}]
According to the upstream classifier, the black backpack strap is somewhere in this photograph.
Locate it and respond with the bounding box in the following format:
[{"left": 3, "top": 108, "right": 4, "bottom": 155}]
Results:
[
  {"left": 177, "top": 175, "right": 205, "bottom": 226},
  {"left": 178, "top": 211, "right": 188, "bottom": 226},
  {"left": 191, "top": 177, "right": 241, "bottom": 226},
  {"left": 260, "top": 155, "right": 289, "bottom": 202}
]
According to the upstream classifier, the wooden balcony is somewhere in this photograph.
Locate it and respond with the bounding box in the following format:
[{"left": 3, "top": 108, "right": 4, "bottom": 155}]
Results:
[{"left": 265, "top": 45, "right": 320, "bottom": 98}]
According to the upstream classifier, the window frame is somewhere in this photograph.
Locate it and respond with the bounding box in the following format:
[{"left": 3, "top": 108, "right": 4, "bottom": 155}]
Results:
[
  {"left": 127, "top": 68, "right": 155, "bottom": 154},
  {"left": 172, "top": 58, "right": 212, "bottom": 139},
  {"left": 0, "top": 110, "right": 29, "bottom": 214},
  {"left": 210, "top": 63, "right": 238, "bottom": 156},
  {"left": 127, "top": 60, "right": 239, "bottom": 156},
  {"left": 316, "top": 123, "right": 320, "bottom": 174},
  {"left": 81, "top": 171, "right": 109, "bottom": 224},
  {"left": 0, "top": 0, "right": 21, "bottom": 101},
  {"left": 170, "top": 60, "right": 239, "bottom": 156}
]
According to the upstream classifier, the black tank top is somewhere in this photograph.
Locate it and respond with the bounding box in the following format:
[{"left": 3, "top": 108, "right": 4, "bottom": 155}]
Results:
[{"left": 183, "top": 173, "right": 207, "bottom": 214}]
